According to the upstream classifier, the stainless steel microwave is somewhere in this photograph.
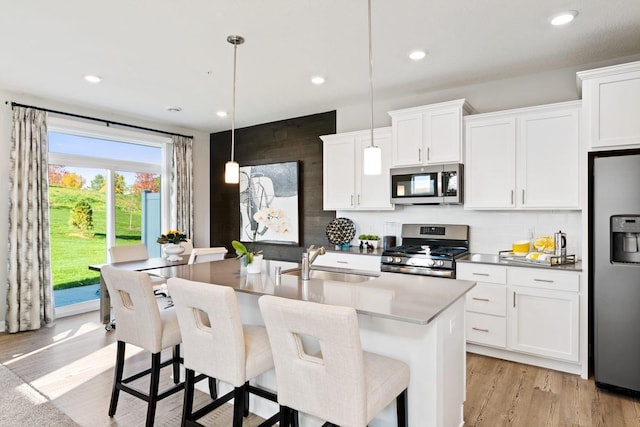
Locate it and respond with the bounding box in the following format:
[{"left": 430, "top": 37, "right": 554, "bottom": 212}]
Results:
[{"left": 390, "top": 164, "right": 463, "bottom": 205}]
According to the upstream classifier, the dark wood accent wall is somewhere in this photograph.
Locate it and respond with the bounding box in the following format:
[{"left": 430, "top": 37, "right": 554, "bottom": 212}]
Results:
[{"left": 210, "top": 111, "right": 336, "bottom": 262}]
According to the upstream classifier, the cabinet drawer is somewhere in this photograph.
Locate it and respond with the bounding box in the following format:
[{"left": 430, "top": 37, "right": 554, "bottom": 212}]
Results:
[
  {"left": 466, "top": 312, "right": 506, "bottom": 348},
  {"left": 313, "top": 252, "right": 381, "bottom": 272},
  {"left": 508, "top": 268, "right": 579, "bottom": 292},
  {"left": 466, "top": 283, "right": 506, "bottom": 316},
  {"left": 457, "top": 263, "right": 507, "bottom": 284}
]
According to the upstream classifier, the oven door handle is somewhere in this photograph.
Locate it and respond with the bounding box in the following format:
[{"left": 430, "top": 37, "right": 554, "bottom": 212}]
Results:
[{"left": 437, "top": 172, "right": 444, "bottom": 197}]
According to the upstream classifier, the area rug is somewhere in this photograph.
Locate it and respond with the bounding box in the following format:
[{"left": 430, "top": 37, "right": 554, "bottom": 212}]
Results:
[{"left": 0, "top": 363, "right": 79, "bottom": 426}]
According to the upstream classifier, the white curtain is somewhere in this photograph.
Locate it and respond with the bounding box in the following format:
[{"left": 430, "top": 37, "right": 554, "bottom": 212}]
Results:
[
  {"left": 6, "top": 107, "right": 55, "bottom": 333},
  {"left": 170, "top": 135, "right": 194, "bottom": 239}
]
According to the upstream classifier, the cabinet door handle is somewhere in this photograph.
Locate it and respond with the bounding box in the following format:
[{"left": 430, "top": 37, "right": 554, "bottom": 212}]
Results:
[
  {"left": 418, "top": 148, "right": 422, "bottom": 162},
  {"left": 426, "top": 147, "right": 430, "bottom": 161},
  {"left": 351, "top": 194, "right": 354, "bottom": 206},
  {"left": 534, "top": 278, "right": 554, "bottom": 283},
  {"left": 472, "top": 327, "right": 490, "bottom": 333},
  {"left": 357, "top": 194, "right": 361, "bottom": 205},
  {"left": 522, "top": 189, "right": 525, "bottom": 204},
  {"left": 337, "top": 260, "right": 349, "bottom": 264},
  {"left": 472, "top": 297, "right": 490, "bottom": 302},
  {"left": 513, "top": 291, "right": 516, "bottom": 307},
  {"left": 472, "top": 272, "right": 490, "bottom": 276},
  {"left": 510, "top": 190, "right": 514, "bottom": 205}
]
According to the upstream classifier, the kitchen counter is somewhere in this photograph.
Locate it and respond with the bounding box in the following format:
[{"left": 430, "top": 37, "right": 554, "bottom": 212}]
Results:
[
  {"left": 458, "top": 253, "right": 583, "bottom": 272},
  {"left": 147, "top": 258, "right": 475, "bottom": 325},
  {"left": 146, "top": 258, "right": 475, "bottom": 427}
]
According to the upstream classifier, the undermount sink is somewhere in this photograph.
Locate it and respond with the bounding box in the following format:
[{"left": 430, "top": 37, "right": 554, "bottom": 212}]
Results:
[{"left": 282, "top": 268, "right": 378, "bottom": 283}]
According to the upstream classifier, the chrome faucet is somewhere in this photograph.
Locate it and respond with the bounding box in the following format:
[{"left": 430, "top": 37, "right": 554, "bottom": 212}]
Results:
[{"left": 302, "top": 245, "right": 326, "bottom": 280}]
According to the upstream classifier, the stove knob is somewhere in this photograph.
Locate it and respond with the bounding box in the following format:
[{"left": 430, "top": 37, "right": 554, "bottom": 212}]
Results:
[
  {"left": 437, "top": 260, "right": 445, "bottom": 267},
  {"left": 394, "top": 257, "right": 403, "bottom": 263},
  {"left": 384, "top": 256, "right": 394, "bottom": 263},
  {"left": 425, "top": 259, "right": 434, "bottom": 267}
]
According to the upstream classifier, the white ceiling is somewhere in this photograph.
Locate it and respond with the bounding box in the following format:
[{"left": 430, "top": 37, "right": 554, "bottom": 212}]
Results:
[{"left": 2, "top": 0, "right": 640, "bottom": 133}]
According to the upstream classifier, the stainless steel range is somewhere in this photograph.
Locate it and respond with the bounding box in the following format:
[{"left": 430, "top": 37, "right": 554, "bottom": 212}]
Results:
[{"left": 381, "top": 224, "right": 469, "bottom": 278}]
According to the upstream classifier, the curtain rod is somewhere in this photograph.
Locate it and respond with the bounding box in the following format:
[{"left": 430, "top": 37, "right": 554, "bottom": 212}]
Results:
[{"left": 7, "top": 101, "right": 193, "bottom": 140}]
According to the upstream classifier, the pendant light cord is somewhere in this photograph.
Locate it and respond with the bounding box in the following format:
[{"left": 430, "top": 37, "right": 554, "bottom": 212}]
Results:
[
  {"left": 368, "top": 0, "right": 374, "bottom": 146},
  {"left": 231, "top": 41, "right": 238, "bottom": 162}
]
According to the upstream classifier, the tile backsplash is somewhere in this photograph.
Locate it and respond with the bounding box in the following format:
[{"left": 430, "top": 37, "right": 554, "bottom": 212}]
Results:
[{"left": 336, "top": 205, "right": 582, "bottom": 257}]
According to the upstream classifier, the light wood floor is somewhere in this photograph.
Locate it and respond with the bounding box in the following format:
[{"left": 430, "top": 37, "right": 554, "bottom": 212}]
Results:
[{"left": 0, "top": 311, "right": 639, "bottom": 426}]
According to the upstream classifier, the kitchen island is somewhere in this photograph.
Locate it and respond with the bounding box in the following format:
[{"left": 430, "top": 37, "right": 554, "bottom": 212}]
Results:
[{"left": 148, "top": 258, "right": 476, "bottom": 427}]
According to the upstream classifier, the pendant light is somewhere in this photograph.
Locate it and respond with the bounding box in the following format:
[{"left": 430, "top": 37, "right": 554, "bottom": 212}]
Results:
[
  {"left": 224, "top": 35, "right": 245, "bottom": 184},
  {"left": 363, "top": 0, "right": 382, "bottom": 176}
]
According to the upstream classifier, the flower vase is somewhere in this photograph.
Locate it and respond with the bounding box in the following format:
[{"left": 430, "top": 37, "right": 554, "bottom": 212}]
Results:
[
  {"left": 164, "top": 243, "right": 185, "bottom": 262},
  {"left": 246, "top": 254, "right": 263, "bottom": 274}
]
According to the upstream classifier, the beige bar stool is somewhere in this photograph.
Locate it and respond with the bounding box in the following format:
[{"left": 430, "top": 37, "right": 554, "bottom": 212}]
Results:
[
  {"left": 187, "top": 247, "right": 228, "bottom": 264},
  {"left": 109, "top": 243, "right": 170, "bottom": 296},
  {"left": 259, "top": 295, "right": 410, "bottom": 427},
  {"left": 101, "top": 266, "right": 184, "bottom": 427},
  {"left": 166, "top": 277, "right": 279, "bottom": 427}
]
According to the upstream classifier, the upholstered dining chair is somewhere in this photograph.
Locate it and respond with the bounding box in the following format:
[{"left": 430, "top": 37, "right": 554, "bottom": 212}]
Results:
[
  {"left": 100, "top": 265, "right": 183, "bottom": 427},
  {"left": 187, "top": 247, "right": 228, "bottom": 264},
  {"left": 166, "top": 277, "right": 279, "bottom": 427},
  {"left": 258, "top": 295, "right": 410, "bottom": 427},
  {"left": 109, "top": 243, "right": 169, "bottom": 297}
]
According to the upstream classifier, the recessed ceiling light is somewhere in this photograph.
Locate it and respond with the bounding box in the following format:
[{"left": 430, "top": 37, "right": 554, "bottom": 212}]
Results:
[
  {"left": 409, "top": 50, "right": 426, "bottom": 61},
  {"left": 84, "top": 74, "right": 102, "bottom": 83},
  {"left": 311, "top": 76, "right": 325, "bottom": 85},
  {"left": 217, "top": 111, "right": 228, "bottom": 117},
  {"left": 550, "top": 10, "right": 578, "bottom": 26},
  {"left": 166, "top": 106, "right": 182, "bottom": 112}
]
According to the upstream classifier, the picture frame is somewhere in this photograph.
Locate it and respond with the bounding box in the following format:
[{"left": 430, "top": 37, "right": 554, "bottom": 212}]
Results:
[{"left": 239, "top": 161, "right": 300, "bottom": 245}]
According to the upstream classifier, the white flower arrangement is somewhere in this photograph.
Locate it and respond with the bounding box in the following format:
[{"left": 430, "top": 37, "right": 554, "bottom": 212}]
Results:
[{"left": 253, "top": 207, "right": 290, "bottom": 234}]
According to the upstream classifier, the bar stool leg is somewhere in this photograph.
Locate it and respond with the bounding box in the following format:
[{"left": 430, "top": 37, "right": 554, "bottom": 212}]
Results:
[
  {"left": 397, "top": 388, "right": 408, "bottom": 427},
  {"left": 232, "top": 385, "right": 245, "bottom": 427},
  {"left": 172, "top": 344, "right": 181, "bottom": 384},
  {"left": 108, "top": 341, "right": 126, "bottom": 416},
  {"left": 278, "top": 405, "right": 290, "bottom": 427},
  {"left": 182, "top": 369, "right": 196, "bottom": 426},
  {"left": 208, "top": 377, "right": 217, "bottom": 399},
  {"left": 243, "top": 381, "right": 250, "bottom": 416},
  {"left": 146, "top": 352, "right": 161, "bottom": 427}
]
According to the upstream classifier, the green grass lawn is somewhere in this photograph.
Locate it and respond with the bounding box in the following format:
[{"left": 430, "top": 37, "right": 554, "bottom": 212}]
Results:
[{"left": 49, "top": 186, "right": 150, "bottom": 290}]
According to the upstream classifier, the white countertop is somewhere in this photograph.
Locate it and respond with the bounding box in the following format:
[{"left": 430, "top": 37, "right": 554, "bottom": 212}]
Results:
[
  {"left": 458, "top": 253, "right": 583, "bottom": 271},
  {"left": 147, "top": 258, "right": 476, "bottom": 325}
]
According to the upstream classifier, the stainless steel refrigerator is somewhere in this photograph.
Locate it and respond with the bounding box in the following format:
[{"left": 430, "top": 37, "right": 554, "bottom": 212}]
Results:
[{"left": 593, "top": 152, "right": 640, "bottom": 394}]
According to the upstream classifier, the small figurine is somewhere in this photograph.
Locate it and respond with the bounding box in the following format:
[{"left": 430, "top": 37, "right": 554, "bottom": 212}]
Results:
[{"left": 359, "top": 241, "right": 364, "bottom": 250}]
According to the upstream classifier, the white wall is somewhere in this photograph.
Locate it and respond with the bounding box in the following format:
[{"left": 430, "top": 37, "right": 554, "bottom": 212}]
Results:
[
  {"left": 336, "top": 54, "right": 640, "bottom": 132},
  {"left": 0, "top": 91, "right": 210, "bottom": 327}
]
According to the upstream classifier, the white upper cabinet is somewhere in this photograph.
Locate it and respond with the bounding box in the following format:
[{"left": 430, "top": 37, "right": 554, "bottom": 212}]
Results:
[
  {"left": 388, "top": 99, "right": 473, "bottom": 167},
  {"left": 578, "top": 61, "right": 640, "bottom": 149},
  {"left": 464, "top": 101, "right": 581, "bottom": 210},
  {"left": 464, "top": 116, "right": 517, "bottom": 208},
  {"left": 321, "top": 127, "right": 393, "bottom": 211}
]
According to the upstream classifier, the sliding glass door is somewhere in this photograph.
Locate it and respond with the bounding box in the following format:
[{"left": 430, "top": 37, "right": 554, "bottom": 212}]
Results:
[{"left": 47, "top": 120, "right": 167, "bottom": 311}]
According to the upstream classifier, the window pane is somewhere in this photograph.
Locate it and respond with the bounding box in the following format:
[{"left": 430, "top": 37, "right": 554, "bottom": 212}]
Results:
[
  {"left": 114, "top": 171, "right": 162, "bottom": 257},
  {"left": 49, "top": 164, "right": 106, "bottom": 306},
  {"left": 49, "top": 132, "right": 161, "bottom": 163}
]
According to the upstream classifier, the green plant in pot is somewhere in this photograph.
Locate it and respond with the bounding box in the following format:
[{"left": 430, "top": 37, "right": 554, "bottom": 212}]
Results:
[
  {"left": 232, "top": 240, "right": 262, "bottom": 266},
  {"left": 358, "top": 234, "right": 380, "bottom": 249}
]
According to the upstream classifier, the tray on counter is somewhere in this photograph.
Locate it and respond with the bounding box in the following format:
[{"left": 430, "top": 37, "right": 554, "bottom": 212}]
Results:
[{"left": 498, "top": 250, "right": 576, "bottom": 266}]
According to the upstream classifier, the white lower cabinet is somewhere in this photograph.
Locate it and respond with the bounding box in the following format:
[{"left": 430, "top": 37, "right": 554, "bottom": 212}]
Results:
[
  {"left": 458, "top": 262, "right": 581, "bottom": 370},
  {"left": 508, "top": 285, "right": 579, "bottom": 362},
  {"left": 312, "top": 252, "right": 381, "bottom": 272},
  {"left": 458, "top": 264, "right": 508, "bottom": 348}
]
